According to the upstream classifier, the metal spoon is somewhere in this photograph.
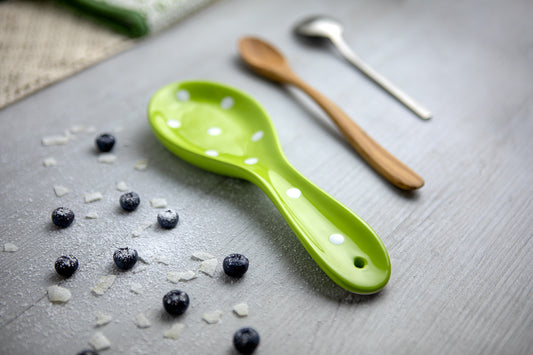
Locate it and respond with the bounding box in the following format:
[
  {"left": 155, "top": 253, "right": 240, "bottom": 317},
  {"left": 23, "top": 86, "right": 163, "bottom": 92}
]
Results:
[
  {"left": 294, "top": 16, "right": 432, "bottom": 120},
  {"left": 238, "top": 36, "right": 424, "bottom": 190}
]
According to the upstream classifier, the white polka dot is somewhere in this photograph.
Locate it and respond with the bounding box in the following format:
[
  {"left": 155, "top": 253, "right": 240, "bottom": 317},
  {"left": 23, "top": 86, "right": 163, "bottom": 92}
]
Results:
[
  {"left": 207, "top": 127, "right": 221, "bottom": 136},
  {"left": 167, "top": 120, "right": 181, "bottom": 128},
  {"left": 220, "top": 96, "right": 234, "bottom": 109},
  {"left": 205, "top": 150, "right": 219, "bottom": 157},
  {"left": 244, "top": 158, "right": 258, "bottom": 165},
  {"left": 286, "top": 188, "right": 301, "bottom": 198},
  {"left": 176, "top": 89, "right": 190, "bottom": 101},
  {"left": 251, "top": 131, "right": 264, "bottom": 142},
  {"left": 329, "top": 234, "right": 345, "bottom": 245}
]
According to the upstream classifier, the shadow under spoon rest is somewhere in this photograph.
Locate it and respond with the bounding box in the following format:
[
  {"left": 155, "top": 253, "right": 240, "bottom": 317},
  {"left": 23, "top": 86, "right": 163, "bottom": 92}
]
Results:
[{"left": 148, "top": 80, "right": 391, "bottom": 294}]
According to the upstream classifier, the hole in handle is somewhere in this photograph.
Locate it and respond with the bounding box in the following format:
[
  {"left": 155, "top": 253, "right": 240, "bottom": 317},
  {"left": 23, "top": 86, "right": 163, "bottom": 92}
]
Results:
[{"left": 354, "top": 256, "right": 367, "bottom": 269}]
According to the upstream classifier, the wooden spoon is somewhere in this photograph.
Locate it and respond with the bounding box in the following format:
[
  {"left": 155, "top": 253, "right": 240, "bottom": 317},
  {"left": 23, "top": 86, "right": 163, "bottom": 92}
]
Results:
[{"left": 238, "top": 36, "right": 424, "bottom": 190}]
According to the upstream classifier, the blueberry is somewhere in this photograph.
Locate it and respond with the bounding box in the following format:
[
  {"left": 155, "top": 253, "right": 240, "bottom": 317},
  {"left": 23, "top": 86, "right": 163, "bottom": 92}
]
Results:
[
  {"left": 157, "top": 209, "right": 179, "bottom": 229},
  {"left": 233, "top": 327, "right": 260, "bottom": 354},
  {"left": 54, "top": 255, "right": 79, "bottom": 277},
  {"left": 95, "top": 133, "right": 115, "bottom": 152},
  {"left": 120, "top": 192, "right": 140, "bottom": 211},
  {"left": 162, "top": 290, "right": 189, "bottom": 315},
  {"left": 77, "top": 350, "right": 99, "bottom": 355},
  {"left": 113, "top": 247, "right": 138, "bottom": 270},
  {"left": 223, "top": 253, "right": 249, "bottom": 278},
  {"left": 51, "top": 207, "right": 75, "bottom": 228}
]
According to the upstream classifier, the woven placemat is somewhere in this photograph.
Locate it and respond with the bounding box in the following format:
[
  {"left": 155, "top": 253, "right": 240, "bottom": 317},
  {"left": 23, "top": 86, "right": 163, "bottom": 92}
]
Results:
[
  {"left": 0, "top": 0, "right": 133, "bottom": 109},
  {"left": 0, "top": 0, "right": 215, "bottom": 109}
]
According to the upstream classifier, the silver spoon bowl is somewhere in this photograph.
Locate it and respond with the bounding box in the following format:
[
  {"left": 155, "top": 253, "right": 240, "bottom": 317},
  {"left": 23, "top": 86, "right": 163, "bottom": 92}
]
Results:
[{"left": 294, "top": 16, "right": 343, "bottom": 41}]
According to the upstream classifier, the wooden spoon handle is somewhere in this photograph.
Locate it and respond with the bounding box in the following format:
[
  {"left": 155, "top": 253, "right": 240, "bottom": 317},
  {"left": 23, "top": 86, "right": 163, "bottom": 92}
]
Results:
[{"left": 290, "top": 76, "right": 424, "bottom": 190}]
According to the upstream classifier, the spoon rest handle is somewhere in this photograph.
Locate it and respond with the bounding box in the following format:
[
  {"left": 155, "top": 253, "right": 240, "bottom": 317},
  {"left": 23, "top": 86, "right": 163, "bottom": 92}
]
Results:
[
  {"left": 252, "top": 161, "right": 391, "bottom": 294},
  {"left": 289, "top": 76, "right": 424, "bottom": 191}
]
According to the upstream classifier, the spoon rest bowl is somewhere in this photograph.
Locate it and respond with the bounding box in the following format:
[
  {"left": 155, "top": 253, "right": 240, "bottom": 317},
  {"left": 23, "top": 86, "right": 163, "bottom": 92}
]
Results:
[{"left": 148, "top": 81, "right": 391, "bottom": 294}]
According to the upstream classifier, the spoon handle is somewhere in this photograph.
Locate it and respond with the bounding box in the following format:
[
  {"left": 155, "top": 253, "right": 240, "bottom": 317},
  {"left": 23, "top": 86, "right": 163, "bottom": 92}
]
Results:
[
  {"left": 288, "top": 75, "right": 424, "bottom": 190},
  {"left": 330, "top": 35, "right": 432, "bottom": 120},
  {"left": 252, "top": 160, "right": 391, "bottom": 294}
]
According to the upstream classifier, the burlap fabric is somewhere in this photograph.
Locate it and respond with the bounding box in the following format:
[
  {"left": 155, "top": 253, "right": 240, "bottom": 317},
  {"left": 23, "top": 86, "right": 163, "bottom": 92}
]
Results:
[
  {"left": 0, "top": 0, "right": 215, "bottom": 109},
  {"left": 0, "top": 0, "right": 134, "bottom": 109}
]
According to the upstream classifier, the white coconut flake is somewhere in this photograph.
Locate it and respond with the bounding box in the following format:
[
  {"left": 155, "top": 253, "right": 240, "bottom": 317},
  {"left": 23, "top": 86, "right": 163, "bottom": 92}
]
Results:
[
  {"left": 85, "top": 212, "right": 98, "bottom": 219},
  {"left": 135, "top": 313, "right": 151, "bottom": 329},
  {"left": 167, "top": 270, "right": 197, "bottom": 284},
  {"left": 191, "top": 251, "right": 215, "bottom": 261},
  {"left": 53, "top": 185, "right": 69, "bottom": 197},
  {"left": 70, "top": 124, "right": 85, "bottom": 133},
  {"left": 64, "top": 130, "right": 76, "bottom": 141},
  {"left": 85, "top": 192, "right": 103, "bottom": 203},
  {"left": 116, "top": 181, "right": 129, "bottom": 191},
  {"left": 150, "top": 198, "right": 167, "bottom": 208},
  {"left": 233, "top": 303, "right": 249, "bottom": 317},
  {"left": 132, "top": 221, "right": 152, "bottom": 238},
  {"left": 202, "top": 310, "right": 223, "bottom": 324},
  {"left": 89, "top": 332, "right": 111, "bottom": 351},
  {"left": 95, "top": 313, "right": 113, "bottom": 327},
  {"left": 178, "top": 270, "right": 197, "bottom": 281},
  {"left": 199, "top": 259, "right": 218, "bottom": 277},
  {"left": 134, "top": 159, "right": 149, "bottom": 171},
  {"left": 166, "top": 272, "right": 181, "bottom": 284},
  {"left": 92, "top": 275, "right": 116, "bottom": 296},
  {"left": 98, "top": 154, "right": 117, "bottom": 164},
  {"left": 164, "top": 323, "right": 185, "bottom": 340},
  {"left": 130, "top": 282, "right": 143, "bottom": 294},
  {"left": 47, "top": 285, "right": 71, "bottom": 303},
  {"left": 42, "top": 135, "right": 69, "bottom": 146},
  {"left": 43, "top": 157, "right": 57, "bottom": 167},
  {"left": 3, "top": 243, "right": 18, "bottom": 252}
]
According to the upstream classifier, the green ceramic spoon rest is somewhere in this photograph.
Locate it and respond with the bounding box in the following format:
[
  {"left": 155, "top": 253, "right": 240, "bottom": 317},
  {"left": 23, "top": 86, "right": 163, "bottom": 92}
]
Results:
[{"left": 148, "top": 81, "right": 390, "bottom": 294}]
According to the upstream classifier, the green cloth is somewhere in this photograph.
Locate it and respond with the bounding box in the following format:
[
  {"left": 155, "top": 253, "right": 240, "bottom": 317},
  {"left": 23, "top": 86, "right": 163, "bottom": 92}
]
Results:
[{"left": 61, "top": 0, "right": 216, "bottom": 37}]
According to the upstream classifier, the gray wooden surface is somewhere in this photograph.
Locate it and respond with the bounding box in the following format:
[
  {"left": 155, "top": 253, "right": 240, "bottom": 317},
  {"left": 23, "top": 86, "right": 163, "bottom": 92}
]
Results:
[{"left": 1, "top": 0, "right": 532, "bottom": 354}]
